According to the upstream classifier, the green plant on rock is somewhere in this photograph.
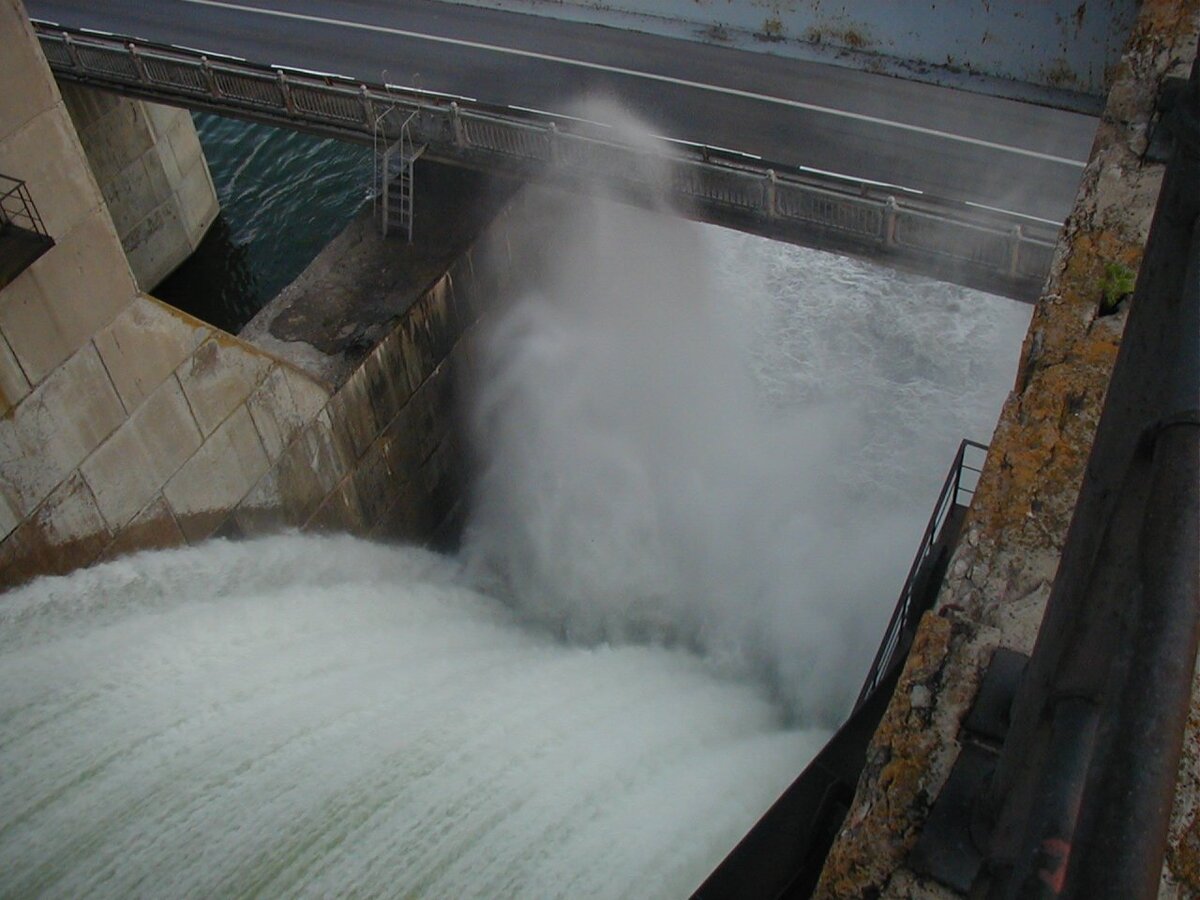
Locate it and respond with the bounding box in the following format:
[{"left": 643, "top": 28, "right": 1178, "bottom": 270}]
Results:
[{"left": 1100, "top": 260, "right": 1136, "bottom": 314}]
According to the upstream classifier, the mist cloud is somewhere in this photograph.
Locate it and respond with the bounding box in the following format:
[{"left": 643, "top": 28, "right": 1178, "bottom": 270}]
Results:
[{"left": 460, "top": 101, "right": 1030, "bottom": 724}]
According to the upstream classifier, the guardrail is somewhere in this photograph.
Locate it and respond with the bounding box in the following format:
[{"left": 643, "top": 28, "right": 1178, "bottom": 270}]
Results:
[
  {"left": 0, "top": 173, "right": 54, "bottom": 291},
  {"left": 855, "top": 438, "right": 987, "bottom": 709},
  {"left": 34, "top": 24, "right": 1058, "bottom": 302},
  {"left": 0, "top": 174, "right": 49, "bottom": 237}
]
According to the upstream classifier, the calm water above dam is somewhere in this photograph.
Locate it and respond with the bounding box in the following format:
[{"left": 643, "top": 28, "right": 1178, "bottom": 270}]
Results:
[
  {"left": 157, "top": 113, "right": 371, "bottom": 333},
  {"left": 1, "top": 113, "right": 1034, "bottom": 896}
]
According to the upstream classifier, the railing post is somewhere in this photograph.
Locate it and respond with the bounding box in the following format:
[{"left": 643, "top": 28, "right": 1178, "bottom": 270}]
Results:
[
  {"left": 63, "top": 32, "right": 84, "bottom": 73},
  {"left": 546, "top": 121, "right": 558, "bottom": 165},
  {"left": 883, "top": 195, "right": 899, "bottom": 249},
  {"left": 953, "top": 440, "right": 967, "bottom": 505},
  {"left": 277, "top": 70, "right": 294, "bottom": 114},
  {"left": 359, "top": 84, "right": 373, "bottom": 129},
  {"left": 449, "top": 101, "right": 465, "bottom": 147},
  {"left": 764, "top": 169, "right": 777, "bottom": 220},
  {"left": 200, "top": 56, "right": 219, "bottom": 97},
  {"left": 127, "top": 43, "right": 148, "bottom": 81},
  {"left": 1008, "top": 224, "right": 1023, "bottom": 278}
]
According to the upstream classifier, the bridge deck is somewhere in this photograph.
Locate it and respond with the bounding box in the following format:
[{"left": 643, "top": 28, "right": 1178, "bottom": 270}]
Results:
[{"left": 35, "top": 21, "right": 1063, "bottom": 301}]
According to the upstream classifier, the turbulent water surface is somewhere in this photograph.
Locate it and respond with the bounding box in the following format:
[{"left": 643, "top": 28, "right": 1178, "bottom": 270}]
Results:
[
  {"left": 0, "top": 112, "right": 1033, "bottom": 897},
  {"left": 0, "top": 538, "right": 827, "bottom": 898},
  {"left": 156, "top": 113, "right": 370, "bottom": 332}
]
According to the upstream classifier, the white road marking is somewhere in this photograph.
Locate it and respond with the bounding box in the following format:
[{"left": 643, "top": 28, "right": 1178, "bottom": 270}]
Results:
[
  {"left": 272, "top": 64, "right": 346, "bottom": 79},
  {"left": 174, "top": 42, "right": 244, "bottom": 60},
  {"left": 799, "top": 165, "right": 923, "bottom": 195},
  {"left": 181, "top": 0, "right": 1087, "bottom": 168},
  {"left": 964, "top": 201, "right": 1064, "bottom": 228},
  {"left": 392, "top": 83, "right": 477, "bottom": 103},
  {"left": 661, "top": 136, "right": 762, "bottom": 160}
]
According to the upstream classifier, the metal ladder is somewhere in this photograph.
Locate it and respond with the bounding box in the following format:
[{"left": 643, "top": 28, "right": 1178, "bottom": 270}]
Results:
[{"left": 374, "top": 111, "right": 424, "bottom": 242}]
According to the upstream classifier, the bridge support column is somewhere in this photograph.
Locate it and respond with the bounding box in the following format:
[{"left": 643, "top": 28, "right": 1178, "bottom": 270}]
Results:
[{"left": 59, "top": 84, "right": 218, "bottom": 290}]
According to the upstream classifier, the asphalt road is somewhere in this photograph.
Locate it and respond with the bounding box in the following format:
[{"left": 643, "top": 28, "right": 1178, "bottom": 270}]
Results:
[{"left": 27, "top": 0, "right": 1098, "bottom": 222}]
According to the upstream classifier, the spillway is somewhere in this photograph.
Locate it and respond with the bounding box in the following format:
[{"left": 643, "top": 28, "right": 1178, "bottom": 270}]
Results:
[
  {"left": 0, "top": 537, "right": 828, "bottom": 897},
  {"left": 0, "top": 160, "right": 1031, "bottom": 895}
]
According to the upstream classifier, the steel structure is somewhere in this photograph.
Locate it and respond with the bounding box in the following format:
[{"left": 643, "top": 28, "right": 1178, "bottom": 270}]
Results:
[
  {"left": 855, "top": 438, "right": 987, "bottom": 708},
  {"left": 0, "top": 173, "right": 54, "bottom": 291}
]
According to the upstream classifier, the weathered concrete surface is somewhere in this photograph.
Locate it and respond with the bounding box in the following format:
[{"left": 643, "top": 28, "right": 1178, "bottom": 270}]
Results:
[
  {"left": 241, "top": 164, "right": 517, "bottom": 386},
  {"left": 1, "top": 0, "right": 137, "bottom": 564},
  {"left": 237, "top": 161, "right": 522, "bottom": 545},
  {"left": 815, "top": 2, "right": 1200, "bottom": 896},
  {"left": 61, "top": 85, "right": 218, "bottom": 291},
  {"left": 1, "top": 0, "right": 522, "bottom": 588}
]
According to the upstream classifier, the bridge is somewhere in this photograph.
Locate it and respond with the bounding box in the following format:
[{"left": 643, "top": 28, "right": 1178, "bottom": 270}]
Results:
[{"left": 26, "top": 0, "right": 1100, "bottom": 301}]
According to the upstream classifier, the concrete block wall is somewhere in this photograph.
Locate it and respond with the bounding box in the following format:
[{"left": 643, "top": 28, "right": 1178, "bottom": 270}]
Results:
[
  {"left": 0, "top": 220, "right": 509, "bottom": 588},
  {"left": 85, "top": 199, "right": 515, "bottom": 555},
  {"left": 1, "top": 0, "right": 140, "bottom": 553},
  {"left": 1, "top": 0, "right": 512, "bottom": 588},
  {"left": 0, "top": 282, "right": 331, "bottom": 586},
  {"left": 61, "top": 84, "right": 218, "bottom": 291}
]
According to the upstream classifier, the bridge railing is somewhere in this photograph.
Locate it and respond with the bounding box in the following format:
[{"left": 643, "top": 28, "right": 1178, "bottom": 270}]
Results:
[
  {"left": 34, "top": 24, "right": 1058, "bottom": 301},
  {"left": 854, "top": 438, "right": 987, "bottom": 709}
]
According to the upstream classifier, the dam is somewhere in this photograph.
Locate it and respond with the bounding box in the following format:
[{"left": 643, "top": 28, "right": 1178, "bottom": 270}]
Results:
[{"left": 0, "top": 0, "right": 1195, "bottom": 897}]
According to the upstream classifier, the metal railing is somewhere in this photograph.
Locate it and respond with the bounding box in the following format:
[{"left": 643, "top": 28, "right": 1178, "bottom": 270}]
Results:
[
  {"left": 855, "top": 438, "right": 988, "bottom": 708},
  {"left": 33, "top": 24, "right": 1058, "bottom": 302},
  {"left": 696, "top": 439, "right": 988, "bottom": 898},
  {"left": 0, "top": 174, "right": 49, "bottom": 237}
]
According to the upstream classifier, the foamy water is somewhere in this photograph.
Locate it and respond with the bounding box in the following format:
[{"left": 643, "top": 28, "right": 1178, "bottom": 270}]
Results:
[
  {"left": 461, "top": 189, "right": 1031, "bottom": 723},
  {"left": 0, "top": 537, "right": 826, "bottom": 898},
  {"left": 0, "top": 143, "right": 1031, "bottom": 894}
]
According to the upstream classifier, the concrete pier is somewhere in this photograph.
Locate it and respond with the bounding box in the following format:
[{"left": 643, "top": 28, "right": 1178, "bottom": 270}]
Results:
[{"left": 60, "top": 85, "right": 218, "bottom": 291}]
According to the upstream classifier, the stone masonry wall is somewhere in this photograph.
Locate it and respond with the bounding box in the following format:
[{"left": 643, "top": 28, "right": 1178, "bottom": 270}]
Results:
[
  {"left": 61, "top": 85, "right": 218, "bottom": 291},
  {"left": 815, "top": 2, "right": 1200, "bottom": 896}
]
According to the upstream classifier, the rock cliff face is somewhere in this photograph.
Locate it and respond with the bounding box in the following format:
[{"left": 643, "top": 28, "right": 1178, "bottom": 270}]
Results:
[{"left": 815, "top": 2, "right": 1200, "bottom": 896}]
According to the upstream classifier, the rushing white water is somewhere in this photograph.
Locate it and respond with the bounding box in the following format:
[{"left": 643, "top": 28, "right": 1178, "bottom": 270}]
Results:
[
  {"left": 0, "top": 113, "right": 1033, "bottom": 896},
  {"left": 0, "top": 537, "right": 826, "bottom": 898},
  {"left": 461, "top": 185, "right": 1031, "bottom": 724}
]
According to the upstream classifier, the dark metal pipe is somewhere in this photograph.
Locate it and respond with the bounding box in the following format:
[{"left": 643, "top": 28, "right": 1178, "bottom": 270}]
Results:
[
  {"left": 980, "top": 45, "right": 1199, "bottom": 899},
  {"left": 1068, "top": 220, "right": 1200, "bottom": 900}
]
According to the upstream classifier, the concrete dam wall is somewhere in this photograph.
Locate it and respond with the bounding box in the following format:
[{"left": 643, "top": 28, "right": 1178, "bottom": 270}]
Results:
[
  {"left": 60, "top": 84, "right": 218, "bottom": 292},
  {"left": 0, "top": 0, "right": 522, "bottom": 587},
  {"left": 4, "top": 0, "right": 1200, "bottom": 890}
]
